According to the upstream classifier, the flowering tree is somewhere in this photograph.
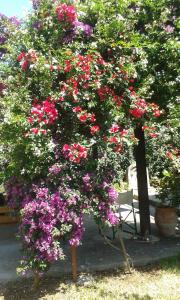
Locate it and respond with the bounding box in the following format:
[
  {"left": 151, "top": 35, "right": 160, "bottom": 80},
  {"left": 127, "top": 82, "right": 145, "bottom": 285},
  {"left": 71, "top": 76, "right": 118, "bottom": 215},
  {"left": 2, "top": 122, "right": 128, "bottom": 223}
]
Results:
[{"left": 0, "top": 0, "right": 179, "bottom": 275}]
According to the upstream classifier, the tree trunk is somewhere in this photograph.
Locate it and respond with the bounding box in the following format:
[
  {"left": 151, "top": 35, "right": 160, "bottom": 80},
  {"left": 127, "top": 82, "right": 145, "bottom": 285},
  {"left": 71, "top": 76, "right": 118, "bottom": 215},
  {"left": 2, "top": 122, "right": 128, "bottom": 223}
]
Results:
[{"left": 134, "top": 125, "right": 151, "bottom": 238}]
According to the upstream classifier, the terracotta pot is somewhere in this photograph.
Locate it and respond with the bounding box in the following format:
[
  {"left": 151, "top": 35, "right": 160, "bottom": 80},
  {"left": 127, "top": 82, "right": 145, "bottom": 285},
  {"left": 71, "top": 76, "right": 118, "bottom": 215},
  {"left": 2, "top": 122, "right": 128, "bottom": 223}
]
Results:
[{"left": 155, "top": 207, "right": 177, "bottom": 237}]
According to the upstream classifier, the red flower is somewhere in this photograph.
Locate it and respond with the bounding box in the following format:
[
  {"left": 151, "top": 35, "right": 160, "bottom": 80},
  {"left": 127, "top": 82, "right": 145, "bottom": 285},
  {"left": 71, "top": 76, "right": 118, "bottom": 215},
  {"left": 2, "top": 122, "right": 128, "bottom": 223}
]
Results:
[
  {"left": 17, "top": 52, "right": 25, "bottom": 62},
  {"left": 50, "top": 64, "right": 54, "bottom": 71},
  {"left": 30, "top": 128, "right": 39, "bottom": 135},
  {"left": 57, "top": 64, "right": 61, "bottom": 71},
  {"left": 119, "top": 129, "right": 128, "bottom": 137},
  {"left": 90, "top": 125, "right": 100, "bottom": 135},
  {"left": 59, "top": 96, "right": 64, "bottom": 102},
  {"left": 148, "top": 133, "right": 158, "bottom": 138},
  {"left": 90, "top": 114, "right": 96, "bottom": 122},
  {"left": 21, "top": 60, "right": 28, "bottom": 70},
  {"left": 129, "top": 108, "right": 146, "bottom": 118},
  {"left": 78, "top": 113, "right": 88, "bottom": 122},
  {"left": 128, "top": 86, "right": 134, "bottom": 91},
  {"left": 109, "top": 137, "right": 118, "bottom": 143},
  {"left": 130, "top": 91, "right": 136, "bottom": 97},
  {"left": 62, "top": 143, "right": 88, "bottom": 163},
  {"left": 112, "top": 95, "right": 122, "bottom": 106},
  {"left": 113, "top": 144, "right": 123, "bottom": 152},
  {"left": 40, "top": 129, "right": 47, "bottom": 135},
  {"left": 73, "top": 106, "right": 82, "bottom": 113},
  {"left": 97, "top": 86, "right": 112, "bottom": 101},
  {"left": 153, "top": 109, "right": 161, "bottom": 117},
  {"left": 27, "top": 117, "right": 33, "bottom": 124},
  {"left": 64, "top": 60, "right": 72, "bottom": 73},
  {"left": 109, "top": 124, "right": 119, "bottom": 133}
]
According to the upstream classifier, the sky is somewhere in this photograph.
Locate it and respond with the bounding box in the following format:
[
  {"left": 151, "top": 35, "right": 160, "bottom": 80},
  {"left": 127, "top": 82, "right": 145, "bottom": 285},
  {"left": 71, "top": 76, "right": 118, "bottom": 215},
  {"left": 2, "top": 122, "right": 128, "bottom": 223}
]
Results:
[{"left": 0, "top": 0, "right": 32, "bottom": 18}]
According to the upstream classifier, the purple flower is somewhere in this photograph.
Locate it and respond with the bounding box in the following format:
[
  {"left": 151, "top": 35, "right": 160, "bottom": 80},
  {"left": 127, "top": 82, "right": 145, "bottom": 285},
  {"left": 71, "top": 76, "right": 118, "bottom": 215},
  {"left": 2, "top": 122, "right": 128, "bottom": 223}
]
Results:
[
  {"left": 106, "top": 210, "right": 119, "bottom": 225},
  {"left": 82, "top": 173, "right": 91, "bottom": 184},
  {"left": 49, "top": 164, "right": 61, "bottom": 175},
  {"left": 0, "top": 36, "right": 6, "bottom": 44},
  {"left": 83, "top": 24, "right": 93, "bottom": 36},
  {"left": 9, "top": 16, "right": 21, "bottom": 26},
  {"left": 62, "top": 29, "right": 76, "bottom": 44},
  {"left": 31, "top": 0, "right": 40, "bottom": 10},
  {"left": 32, "top": 21, "right": 41, "bottom": 30},
  {"left": 74, "top": 21, "right": 93, "bottom": 37},
  {"left": 108, "top": 187, "right": 118, "bottom": 202},
  {"left": 164, "top": 25, "right": 174, "bottom": 33},
  {"left": 101, "top": 180, "right": 109, "bottom": 189}
]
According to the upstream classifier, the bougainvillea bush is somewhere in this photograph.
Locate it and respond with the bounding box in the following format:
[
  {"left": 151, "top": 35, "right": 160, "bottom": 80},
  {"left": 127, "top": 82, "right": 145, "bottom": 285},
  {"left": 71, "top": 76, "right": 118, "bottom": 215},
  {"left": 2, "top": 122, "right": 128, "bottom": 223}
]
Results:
[{"left": 0, "top": 0, "right": 179, "bottom": 275}]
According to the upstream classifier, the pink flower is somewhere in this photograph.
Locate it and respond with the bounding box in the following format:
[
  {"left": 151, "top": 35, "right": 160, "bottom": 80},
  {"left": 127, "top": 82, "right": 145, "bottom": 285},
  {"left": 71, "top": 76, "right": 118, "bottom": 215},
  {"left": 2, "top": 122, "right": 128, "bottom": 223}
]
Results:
[
  {"left": 63, "top": 144, "right": 70, "bottom": 151},
  {"left": 56, "top": 4, "right": 77, "bottom": 26}
]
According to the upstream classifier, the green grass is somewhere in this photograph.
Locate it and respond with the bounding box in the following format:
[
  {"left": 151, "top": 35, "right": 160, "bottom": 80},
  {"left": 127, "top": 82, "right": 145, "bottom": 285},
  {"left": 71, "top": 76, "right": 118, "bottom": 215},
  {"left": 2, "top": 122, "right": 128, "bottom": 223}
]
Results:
[
  {"left": 0, "top": 254, "right": 180, "bottom": 300},
  {"left": 159, "top": 253, "right": 180, "bottom": 273}
]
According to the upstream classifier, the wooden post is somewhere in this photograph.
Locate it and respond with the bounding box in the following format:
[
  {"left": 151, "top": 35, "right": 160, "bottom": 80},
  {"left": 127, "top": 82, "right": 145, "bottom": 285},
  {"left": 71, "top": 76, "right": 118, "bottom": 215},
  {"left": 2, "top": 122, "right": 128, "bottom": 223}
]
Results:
[
  {"left": 32, "top": 273, "right": 40, "bottom": 290},
  {"left": 134, "top": 125, "right": 151, "bottom": 238},
  {"left": 70, "top": 245, "right": 77, "bottom": 282}
]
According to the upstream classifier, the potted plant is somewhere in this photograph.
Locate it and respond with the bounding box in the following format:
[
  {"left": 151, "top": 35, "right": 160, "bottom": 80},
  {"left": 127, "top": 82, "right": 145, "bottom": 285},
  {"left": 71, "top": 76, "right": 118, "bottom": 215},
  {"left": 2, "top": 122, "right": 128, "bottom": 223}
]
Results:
[{"left": 155, "top": 169, "right": 180, "bottom": 237}]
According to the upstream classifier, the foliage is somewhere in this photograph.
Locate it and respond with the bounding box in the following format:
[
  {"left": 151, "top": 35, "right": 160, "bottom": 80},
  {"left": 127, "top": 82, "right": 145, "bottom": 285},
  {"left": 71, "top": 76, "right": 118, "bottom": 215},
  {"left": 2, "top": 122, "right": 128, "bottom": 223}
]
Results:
[{"left": 0, "top": 0, "right": 179, "bottom": 275}]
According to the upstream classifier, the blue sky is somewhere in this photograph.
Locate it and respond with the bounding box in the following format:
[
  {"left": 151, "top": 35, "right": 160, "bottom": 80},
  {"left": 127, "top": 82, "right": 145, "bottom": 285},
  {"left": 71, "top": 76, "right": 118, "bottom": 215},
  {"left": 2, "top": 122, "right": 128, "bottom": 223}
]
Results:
[{"left": 0, "top": 0, "right": 32, "bottom": 18}]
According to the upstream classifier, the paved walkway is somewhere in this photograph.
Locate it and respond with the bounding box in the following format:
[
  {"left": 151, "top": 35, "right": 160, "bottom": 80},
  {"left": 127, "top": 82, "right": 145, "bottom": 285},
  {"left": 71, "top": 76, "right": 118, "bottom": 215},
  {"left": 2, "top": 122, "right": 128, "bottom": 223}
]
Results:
[{"left": 0, "top": 205, "right": 180, "bottom": 283}]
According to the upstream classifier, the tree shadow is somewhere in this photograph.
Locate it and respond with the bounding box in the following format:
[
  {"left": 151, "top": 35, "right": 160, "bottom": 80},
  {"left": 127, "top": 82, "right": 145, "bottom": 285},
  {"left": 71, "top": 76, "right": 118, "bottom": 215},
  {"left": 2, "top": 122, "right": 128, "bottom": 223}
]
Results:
[{"left": 0, "top": 275, "right": 72, "bottom": 300}]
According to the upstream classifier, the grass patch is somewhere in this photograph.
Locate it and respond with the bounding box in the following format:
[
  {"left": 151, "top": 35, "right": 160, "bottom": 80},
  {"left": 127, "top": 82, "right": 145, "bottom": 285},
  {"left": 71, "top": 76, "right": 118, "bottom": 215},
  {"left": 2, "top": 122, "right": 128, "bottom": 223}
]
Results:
[
  {"left": 159, "top": 252, "right": 180, "bottom": 273},
  {"left": 0, "top": 254, "right": 179, "bottom": 300}
]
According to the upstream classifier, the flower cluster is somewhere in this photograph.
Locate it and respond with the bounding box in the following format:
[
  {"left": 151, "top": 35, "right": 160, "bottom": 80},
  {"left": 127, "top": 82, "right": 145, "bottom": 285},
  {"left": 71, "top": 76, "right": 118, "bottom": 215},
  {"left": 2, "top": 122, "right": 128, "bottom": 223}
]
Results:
[
  {"left": 166, "top": 148, "right": 180, "bottom": 160},
  {"left": 93, "top": 182, "right": 119, "bottom": 226},
  {"left": 32, "top": 0, "right": 40, "bottom": 10},
  {"left": 62, "top": 143, "right": 88, "bottom": 163},
  {"left": 55, "top": 3, "right": 93, "bottom": 39},
  {"left": 19, "top": 185, "right": 86, "bottom": 273},
  {"left": 17, "top": 49, "right": 38, "bottom": 70},
  {"left": 27, "top": 97, "right": 58, "bottom": 135},
  {"left": 48, "top": 164, "right": 61, "bottom": 175},
  {"left": 0, "top": 13, "right": 20, "bottom": 57},
  {"left": 81, "top": 174, "right": 119, "bottom": 226},
  {"left": 56, "top": 3, "right": 77, "bottom": 28},
  {"left": 129, "top": 91, "right": 161, "bottom": 119},
  {"left": 74, "top": 21, "right": 93, "bottom": 37},
  {"left": 3, "top": 0, "right": 177, "bottom": 279}
]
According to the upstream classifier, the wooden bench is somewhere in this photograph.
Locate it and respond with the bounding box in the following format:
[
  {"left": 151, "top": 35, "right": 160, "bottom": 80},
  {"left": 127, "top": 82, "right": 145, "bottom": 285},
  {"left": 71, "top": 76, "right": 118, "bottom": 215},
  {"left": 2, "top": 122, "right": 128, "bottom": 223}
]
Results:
[{"left": 0, "top": 206, "right": 19, "bottom": 224}]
